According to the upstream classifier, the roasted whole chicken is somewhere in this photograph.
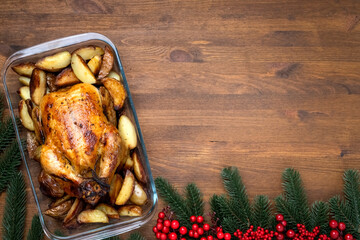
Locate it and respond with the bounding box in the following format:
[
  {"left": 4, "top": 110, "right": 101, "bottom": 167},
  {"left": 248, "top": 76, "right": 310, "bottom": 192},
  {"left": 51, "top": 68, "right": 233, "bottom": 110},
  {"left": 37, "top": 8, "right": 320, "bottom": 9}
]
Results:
[{"left": 39, "top": 83, "right": 126, "bottom": 205}]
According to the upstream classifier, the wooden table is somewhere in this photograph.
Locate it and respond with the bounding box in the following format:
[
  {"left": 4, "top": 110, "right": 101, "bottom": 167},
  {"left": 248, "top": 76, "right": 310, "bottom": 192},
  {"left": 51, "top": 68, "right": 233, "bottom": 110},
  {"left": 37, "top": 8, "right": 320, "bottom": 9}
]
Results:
[{"left": 1, "top": 0, "right": 360, "bottom": 239}]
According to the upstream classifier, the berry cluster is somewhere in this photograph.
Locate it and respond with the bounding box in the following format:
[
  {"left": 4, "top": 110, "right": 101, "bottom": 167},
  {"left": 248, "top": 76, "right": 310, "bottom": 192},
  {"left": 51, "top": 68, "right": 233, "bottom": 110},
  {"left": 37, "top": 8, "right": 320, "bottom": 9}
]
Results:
[
  {"left": 153, "top": 211, "right": 180, "bottom": 240},
  {"left": 233, "top": 225, "right": 275, "bottom": 240},
  {"left": 321, "top": 220, "right": 353, "bottom": 240}
]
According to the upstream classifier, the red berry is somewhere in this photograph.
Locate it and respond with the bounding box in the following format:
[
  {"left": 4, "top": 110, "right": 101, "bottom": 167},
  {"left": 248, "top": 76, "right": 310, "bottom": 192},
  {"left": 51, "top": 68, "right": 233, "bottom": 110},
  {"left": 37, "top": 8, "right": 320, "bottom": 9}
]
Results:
[
  {"left": 156, "top": 232, "right": 161, "bottom": 239},
  {"left": 164, "top": 220, "right": 171, "bottom": 227},
  {"left": 281, "top": 220, "right": 287, "bottom": 227},
  {"left": 207, "top": 236, "right": 214, "bottom": 240},
  {"left": 330, "top": 230, "right": 339, "bottom": 239},
  {"left": 224, "top": 233, "right": 232, "bottom": 240},
  {"left": 181, "top": 238, "right": 186, "bottom": 240},
  {"left": 160, "top": 233, "right": 167, "bottom": 240},
  {"left": 217, "top": 231, "right": 224, "bottom": 239},
  {"left": 197, "top": 216, "right": 204, "bottom": 223},
  {"left": 201, "top": 238, "right": 207, "bottom": 240},
  {"left": 286, "top": 229, "right": 295, "bottom": 238},
  {"left": 345, "top": 234, "right": 354, "bottom": 240},
  {"left": 190, "top": 215, "right": 197, "bottom": 222},
  {"left": 198, "top": 227, "right": 204, "bottom": 235},
  {"left": 162, "top": 226, "right": 170, "bottom": 234},
  {"left": 276, "top": 233, "right": 284, "bottom": 240},
  {"left": 203, "top": 223, "right": 210, "bottom": 231},
  {"left": 158, "top": 212, "right": 165, "bottom": 219},
  {"left": 189, "top": 230, "right": 194, "bottom": 237},
  {"left": 157, "top": 219, "right": 163, "bottom": 223},
  {"left": 216, "top": 227, "right": 221, "bottom": 232},
  {"left": 153, "top": 226, "right": 158, "bottom": 233},
  {"left": 329, "top": 220, "right": 338, "bottom": 229},
  {"left": 179, "top": 226, "right": 187, "bottom": 235},
  {"left": 192, "top": 224, "right": 199, "bottom": 231},
  {"left": 338, "top": 222, "right": 346, "bottom": 231},
  {"left": 156, "top": 223, "right": 163, "bottom": 231},
  {"left": 171, "top": 220, "right": 180, "bottom": 229},
  {"left": 168, "top": 232, "right": 177, "bottom": 240},
  {"left": 194, "top": 231, "right": 200, "bottom": 238},
  {"left": 276, "top": 214, "right": 284, "bottom": 222},
  {"left": 276, "top": 223, "right": 285, "bottom": 232}
]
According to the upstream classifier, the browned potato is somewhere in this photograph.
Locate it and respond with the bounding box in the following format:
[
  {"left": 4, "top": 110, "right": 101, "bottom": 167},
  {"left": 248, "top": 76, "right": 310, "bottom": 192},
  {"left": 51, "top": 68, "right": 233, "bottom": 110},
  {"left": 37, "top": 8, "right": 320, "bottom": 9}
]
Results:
[
  {"left": 133, "top": 152, "right": 146, "bottom": 183},
  {"left": 118, "top": 115, "right": 137, "bottom": 150},
  {"left": 87, "top": 55, "right": 102, "bottom": 75},
  {"left": 95, "top": 203, "right": 120, "bottom": 219},
  {"left": 71, "top": 53, "right": 97, "bottom": 84},
  {"left": 98, "top": 46, "right": 114, "bottom": 80},
  {"left": 109, "top": 174, "right": 123, "bottom": 205},
  {"left": 115, "top": 170, "right": 135, "bottom": 205},
  {"left": 102, "top": 77, "right": 126, "bottom": 110},
  {"left": 107, "top": 71, "right": 122, "bottom": 81},
  {"left": 35, "top": 51, "right": 71, "bottom": 72},
  {"left": 26, "top": 132, "right": 40, "bottom": 161},
  {"left": 63, "top": 217, "right": 80, "bottom": 229},
  {"left": 64, "top": 198, "right": 84, "bottom": 223},
  {"left": 99, "top": 86, "right": 117, "bottom": 126},
  {"left": 12, "top": 62, "right": 35, "bottom": 77},
  {"left": 38, "top": 170, "right": 64, "bottom": 198},
  {"left": 130, "top": 180, "right": 147, "bottom": 205},
  {"left": 55, "top": 67, "right": 81, "bottom": 87},
  {"left": 31, "top": 106, "right": 44, "bottom": 143},
  {"left": 118, "top": 205, "right": 142, "bottom": 217},
  {"left": 19, "top": 99, "right": 34, "bottom": 131},
  {"left": 72, "top": 46, "right": 104, "bottom": 61},
  {"left": 123, "top": 155, "right": 134, "bottom": 171},
  {"left": 19, "top": 76, "right": 31, "bottom": 86},
  {"left": 45, "top": 200, "right": 73, "bottom": 219},
  {"left": 46, "top": 72, "right": 58, "bottom": 92},
  {"left": 18, "top": 86, "right": 30, "bottom": 100},
  {"left": 49, "top": 195, "right": 72, "bottom": 209},
  {"left": 77, "top": 209, "right": 109, "bottom": 224},
  {"left": 30, "top": 68, "right": 47, "bottom": 105}
]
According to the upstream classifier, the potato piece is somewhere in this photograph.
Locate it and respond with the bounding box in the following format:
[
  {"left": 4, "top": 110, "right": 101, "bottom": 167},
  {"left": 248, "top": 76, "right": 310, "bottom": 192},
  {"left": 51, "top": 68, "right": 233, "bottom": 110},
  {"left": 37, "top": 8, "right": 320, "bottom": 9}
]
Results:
[
  {"left": 102, "top": 77, "right": 126, "bottom": 110},
  {"left": 123, "top": 155, "right": 134, "bottom": 171},
  {"left": 118, "top": 115, "right": 137, "bottom": 150},
  {"left": 46, "top": 72, "right": 58, "bottom": 92},
  {"left": 118, "top": 205, "right": 142, "bottom": 217},
  {"left": 99, "top": 86, "right": 117, "bottom": 126},
  {"left": 35, "top": 51, "right": 71, "bottom": 72},
  {"left": 49, "top": 195, "right": 72, "bottom": 209},
  {"left": 38, "top": 170, "right": 64, "bottom": 198},
  {"left": 130, "top": 180, "right": 147, "bottom": 205},
  {"left": 133, "top": 151, "right": 146, "bottom": 183},
  {"left": 19, "top": 76, "right": 31, "bottom": 86},
  {"left": 77, "top": 209, "right": 109, "bottom": 224},
  {"left": 98, "top": 46, "right": 114, "bottom": 80},
  {"left": 26, "top": 132, "right": 40, "bottom": 161},
  {"left": 12, "top": 62, "right": 35, "bottom": 77},
  {"left": 45, "top": 200, "right": 73, "bottom": 219},
  {"left": 30, "top": 68, "right": 46, "bottom": 105},
  {"left": 72, "top": 46, "right": 104, "bottom": 61},
  {"left": 109, "top": 174, "right": 123, "bottom": 205},
  {"left": 64, "top": 198, "right": 84, "bottom": 223},
  {"left": 107, "top": 71, "right": 122, "bottom": 81},
  {"left": 87, "top": 55, "right": 102, "bottom": 75},
  {"left": 63, "top": 217, "right": 80, "bottom": 229},
  {"left": 71, "top": 53, "right": 97, "bottom": 84},
  {"left": 115, "top": 170, "right": 135, "bottom": 205},
  {"left": 19, "top": 99, "right": 35, "bottom": 131},
  {"left": 95, "top": 203, "right": 120, "bottom": 219},
  {"left": 17, "top": 86, "right": 30, "bottom": 100},
  {"left": 55, "top": 67, "right": 81, "bottom": 87},
  {"left": 31, "top": 106, "right": 44, "bottom": 143}
]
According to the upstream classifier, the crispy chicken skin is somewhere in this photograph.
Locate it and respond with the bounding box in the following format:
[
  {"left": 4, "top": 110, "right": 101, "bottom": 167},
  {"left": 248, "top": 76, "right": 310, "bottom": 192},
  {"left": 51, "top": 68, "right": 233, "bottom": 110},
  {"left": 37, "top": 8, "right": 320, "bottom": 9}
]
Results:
[{"left": 40, "top": 83, "right": 126, "bottom": 205}]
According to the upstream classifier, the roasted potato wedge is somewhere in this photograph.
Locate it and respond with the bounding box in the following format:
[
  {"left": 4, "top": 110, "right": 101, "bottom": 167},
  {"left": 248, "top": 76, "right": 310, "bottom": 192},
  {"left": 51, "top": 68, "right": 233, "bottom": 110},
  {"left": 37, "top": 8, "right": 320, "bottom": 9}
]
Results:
[
  {"left": 26, "top": 132, "right": 40, "bottom": 161},
  {"left": 31, "top": 106, "right": 44, "bottom": 143},
  {"left": 118, "top": 205, "right": 142, "bottom": 217},
  {"left": 12, "top": 62, "right": 36, "bottom": 77},
  {"left": 19, "top": 99, "right": 35, "bottom": 131},
  {"left": 102, "top": 77, "right": 127, "bottom": 110},
  {"left": 107, "top": 71, "right": 122, "bottom": 81},
  {"left": 87, "top": 55, "right": 102, "bottom": 75},
  {"left": 95, "top": 203, "right": 120, "bottom": 219},
  {"left": 77, "top": 209, "right": 109, "bottom": 224},
  {"left": 99, "top": 86, "right": 117, "bottom": 126},
  {"left": 64, "top": 198, "right": 84, "bottom": 223},
  {"left": 133, "top": 152, "right": 146, "bottom": 183},
  {"left": 98, "top": 46, "right": 114, "bottom": 80},
  {"left": 18, "top": 86, "right": 30, "bottom": 100},
  {"left": 109, "top": 174, "right": 123, "bottom": 205},
  {"left": 73, "top": 46, "right": 104, "bottom": 61},
  {"left": 45, "top": 200, "right": 73, "bottom": 219},
  {"left": 30, "top": 68, "right": 47, "bottom": 105},
  {"left": 46, "top": 72, "right": 58, "bottom": 92},
  {"left": 49, "top": 195, "right": 72, "bottom": 209},
  {"left": 130, "top": 180, "right": 147, "bottom": 205},
  {"left": 118, "top": 115, "right": 137, "bottom": 150},
  {"left": 123, "top": 155, "right": 134, "bottom": 171},
  {"left": 19, "top": 76, "right": 31, "bottom": 86},
  {"left": 38, "top": 170, "right": 65, "bottom": 198},
  {"left": 55, "top": 67, "right": 81, "bottom": 87},
  {"left": 63, "top": 217, "right": 80, "bottom": 229},
  {"left": 35, "top": 51, "right": 71, "bottom": 72},
  {"left": 115, "top": 170, "right": 135, "bottom": 205},
  {"left": 71, "top": 53, "right": 97, "bottom": 84}
]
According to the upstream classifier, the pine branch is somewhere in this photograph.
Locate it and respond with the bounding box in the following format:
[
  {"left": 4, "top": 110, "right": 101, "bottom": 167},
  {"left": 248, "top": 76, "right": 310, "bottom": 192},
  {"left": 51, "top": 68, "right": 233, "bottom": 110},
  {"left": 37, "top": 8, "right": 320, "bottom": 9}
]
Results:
[
  {"left": 310, "top": 201, "right": 329, "bottom": 234},
  {"left": 54, "top": 229, "right": 65, "bottom": 237},
  {"left": 155, "top": 177, "right": 191, "bottom": 228},
  {"left": 127, "top": 232, "right": 146, "bottom": 240},
  {"left": 274, "top": 195, "right": 299, "bottom": 228},
  {"left": 185, "top": 183, "right": 204, "bottom": 217},
  {"left": 343, "top": 169, "right": 360, "bottom": 226},
  {"left": 221, "top": 167, "right": 251, "bottom": 228},
  {"left": 251, "top": 195, "right": 273, "bottom": 229},
  {"left": 27, "top": 215, "right": 44, "bottom": 240},
  {"left": 0, "top": 140, "right": 22, "bottom": 192},
  {"left": 0, "top": 117, "right": 17, "bottom": 153},
  {"left": 210, "top": 194, "right": 225, "bottom": 223},
  {"left": 2, "top": 172, "right": 27, "bottom": 240}
]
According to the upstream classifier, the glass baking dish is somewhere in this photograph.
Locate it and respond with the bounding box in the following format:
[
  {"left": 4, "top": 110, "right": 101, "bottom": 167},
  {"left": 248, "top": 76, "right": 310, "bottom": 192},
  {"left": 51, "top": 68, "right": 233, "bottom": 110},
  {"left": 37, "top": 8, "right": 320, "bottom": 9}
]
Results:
[{"left": 1, "top": 33, "right": 157, "bottom": 240}]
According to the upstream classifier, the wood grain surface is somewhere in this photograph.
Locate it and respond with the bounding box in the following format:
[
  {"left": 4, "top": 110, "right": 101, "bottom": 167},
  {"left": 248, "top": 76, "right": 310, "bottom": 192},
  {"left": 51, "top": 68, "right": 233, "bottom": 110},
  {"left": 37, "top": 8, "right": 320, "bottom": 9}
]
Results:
[{"left": 1, "top": 0, "right": 360, "bottom": 239}]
